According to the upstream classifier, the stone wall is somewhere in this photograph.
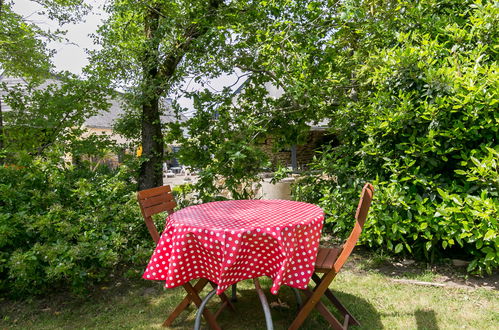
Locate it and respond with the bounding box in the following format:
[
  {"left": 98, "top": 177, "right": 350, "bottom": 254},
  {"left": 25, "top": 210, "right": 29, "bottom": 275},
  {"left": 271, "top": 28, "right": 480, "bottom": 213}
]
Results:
[
  {"left": 258, "top": 137, "right": 291, "bottom": 166},
  {"left": 258, "top": 130, "right": 329, "bottom": 169}
]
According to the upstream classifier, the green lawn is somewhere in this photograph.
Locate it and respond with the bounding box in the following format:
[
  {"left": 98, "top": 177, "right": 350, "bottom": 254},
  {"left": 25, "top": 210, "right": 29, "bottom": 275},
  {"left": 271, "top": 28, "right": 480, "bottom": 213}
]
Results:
[{"left": 1, "top": 260, "right": 498, "bottom": 329}]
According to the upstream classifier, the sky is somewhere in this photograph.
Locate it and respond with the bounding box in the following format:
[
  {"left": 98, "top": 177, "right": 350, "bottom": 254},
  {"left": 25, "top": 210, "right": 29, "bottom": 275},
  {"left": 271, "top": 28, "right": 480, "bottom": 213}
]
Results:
[
  {"left": 13, "top": 0, "right": 105, "bottom": 76},
  {"left": 12, "top": 0, "right": 245, "bottom": 113}
]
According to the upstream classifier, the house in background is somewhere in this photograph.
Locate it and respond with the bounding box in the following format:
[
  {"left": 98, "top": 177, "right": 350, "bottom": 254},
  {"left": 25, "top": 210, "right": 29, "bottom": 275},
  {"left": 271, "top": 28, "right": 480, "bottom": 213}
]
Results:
[
  {"left": 0, "top": 74, "right": 186, "bottom": 168},
  {"left": 79, "top": 96, "right": 133, "bottom": 168},
  {"left": 83, "top": 97, "right": 130, "bottom": 145}
]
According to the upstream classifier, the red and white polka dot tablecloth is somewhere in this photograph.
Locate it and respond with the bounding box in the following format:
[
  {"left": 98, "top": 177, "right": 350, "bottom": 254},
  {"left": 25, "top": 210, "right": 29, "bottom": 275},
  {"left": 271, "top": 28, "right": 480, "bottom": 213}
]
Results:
[{"left": 143, "top": 200, "right": 324, "bottom": 295}]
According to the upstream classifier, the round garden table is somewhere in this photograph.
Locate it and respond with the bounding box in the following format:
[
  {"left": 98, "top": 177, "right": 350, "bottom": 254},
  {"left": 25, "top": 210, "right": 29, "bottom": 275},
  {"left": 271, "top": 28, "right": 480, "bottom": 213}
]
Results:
[{"left": 143, "top": 199, "right": 324, "bottom": 329}]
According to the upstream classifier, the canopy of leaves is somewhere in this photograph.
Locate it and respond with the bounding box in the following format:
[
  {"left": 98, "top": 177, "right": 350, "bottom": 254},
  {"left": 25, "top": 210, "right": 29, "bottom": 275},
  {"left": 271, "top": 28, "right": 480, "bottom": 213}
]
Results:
[
  {"left": 1, "top": 0, "right": 114, "bottom": 161},
  {"left": 0, "top": 0, "right": 90, "bottom": 77},
  {"left": 0, "top": 1, "right": 52, "bottom": 79}
]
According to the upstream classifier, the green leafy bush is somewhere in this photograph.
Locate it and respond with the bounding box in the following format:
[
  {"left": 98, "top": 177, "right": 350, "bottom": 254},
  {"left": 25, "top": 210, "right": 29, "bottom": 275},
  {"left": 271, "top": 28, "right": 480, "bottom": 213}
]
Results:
[
  {"left": 295, "top": 148, "right": 498, "bottom": 275},
  {"left": 0, "top": 156, "right": 154, "bottom": 297},
  {"left": 294, "top": 1, "right": 498, "bottom": 274}
]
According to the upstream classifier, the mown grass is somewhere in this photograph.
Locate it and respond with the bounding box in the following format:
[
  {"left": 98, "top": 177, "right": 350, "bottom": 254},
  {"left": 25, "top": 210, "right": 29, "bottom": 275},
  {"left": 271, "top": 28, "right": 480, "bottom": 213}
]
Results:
[{"left": 1, "top": 263, "right": 498, "bottom": 330}]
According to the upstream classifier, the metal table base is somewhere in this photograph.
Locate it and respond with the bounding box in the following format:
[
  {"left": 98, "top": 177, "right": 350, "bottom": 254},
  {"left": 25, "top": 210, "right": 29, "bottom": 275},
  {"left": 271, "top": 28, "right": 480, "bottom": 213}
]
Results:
[{"left": 194, "top": 278, "right": 274, "bottom": 330}]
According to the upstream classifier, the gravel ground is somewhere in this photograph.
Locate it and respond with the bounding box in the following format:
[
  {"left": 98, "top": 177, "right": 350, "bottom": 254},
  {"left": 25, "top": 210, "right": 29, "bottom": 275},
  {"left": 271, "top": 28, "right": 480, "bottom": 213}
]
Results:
[{"left": 163, "top": 173, "right": 197, "bottom": 188}]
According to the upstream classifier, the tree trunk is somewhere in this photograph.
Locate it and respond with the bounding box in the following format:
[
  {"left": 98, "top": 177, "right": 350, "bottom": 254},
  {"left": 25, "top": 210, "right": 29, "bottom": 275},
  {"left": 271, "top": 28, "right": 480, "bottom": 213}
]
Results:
[
  {"left": 0, "top": 0, "right": 4, "bottom": 157},
  {"left": 138, "top": 7, "right": 164, "bottom": 191},
  {"left": 0, "top": 97, "right": 4, "bottom": 157},
  {"left": 139, "top": 98, "right": 164, "bottom": 190},
  {"left": 137, "top": 0, "right": 222, "bottom": 190}
]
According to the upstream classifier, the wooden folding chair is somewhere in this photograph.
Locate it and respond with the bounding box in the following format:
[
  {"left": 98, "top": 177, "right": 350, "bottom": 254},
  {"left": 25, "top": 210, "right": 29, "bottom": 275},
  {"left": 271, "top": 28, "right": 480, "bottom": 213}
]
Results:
[
  {"left": 288, "top": 183, "right": 374, "bottom": 330},
  {"left": 137, "top": 185, "right": 235, "bottom": 329}
]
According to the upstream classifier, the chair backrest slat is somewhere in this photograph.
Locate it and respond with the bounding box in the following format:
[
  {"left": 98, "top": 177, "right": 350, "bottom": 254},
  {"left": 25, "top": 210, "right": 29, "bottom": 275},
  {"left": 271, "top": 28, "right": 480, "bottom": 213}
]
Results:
[
  {"left": 138, "top": 185, "right": 172, "bottom": 199},
  {"left": 140, "top": 192, "right": 175, "bottom": 209},
  {"left": 333, "top": 183, "right": 374, "bottom": 273},
  {"left": 143, "top": 201, "right": 177, "bottom": 218},
  {"left": 137, "top": 185, "right": 177, "bottom": 244}
]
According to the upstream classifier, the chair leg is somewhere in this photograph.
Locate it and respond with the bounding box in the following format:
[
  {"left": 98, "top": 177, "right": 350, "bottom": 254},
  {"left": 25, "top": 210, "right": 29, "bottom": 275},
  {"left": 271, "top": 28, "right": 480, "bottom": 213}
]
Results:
[
  {"left": 162, "top": 278, "right": 209, "bottom": 327},
  {"left": 312, "top": 273, "right": 360, "bottom": 327},
  {"left": 302, "top": 289, "right": 345, "bottom": 330},
  {"left": 209, "top": 281, "right": 236, "bottom": 313},
  {"left": 291, "top": 287, "right": 303, "bottom": 308},
  {"left": 288, "top": 270, "right": 338, "bottom": 330},
  {"left": 183, "top": 282, "right": 221, "bottom": 330},
  {"left": 231, "top": 283, "right": 238, "bottom": 302}
]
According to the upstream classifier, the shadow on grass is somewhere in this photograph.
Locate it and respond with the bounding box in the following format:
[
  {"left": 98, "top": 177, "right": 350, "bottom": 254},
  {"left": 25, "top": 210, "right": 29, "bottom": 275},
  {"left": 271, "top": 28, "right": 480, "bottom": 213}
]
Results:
[
  {"left": 330, "top": 290, "right": 383, "bottom": 330},
  {"left": 415, "top": 308, "right": 439, "bottom": 330},
  {"left": 211, "top": 285, "right": 382, "bottom": 330}
]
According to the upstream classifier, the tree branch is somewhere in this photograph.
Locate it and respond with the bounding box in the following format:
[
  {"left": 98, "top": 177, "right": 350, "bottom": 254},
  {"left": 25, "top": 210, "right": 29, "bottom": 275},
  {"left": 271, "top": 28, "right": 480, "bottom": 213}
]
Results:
[{"left": 157, "top": 0, "right": 224, "bottom": 81}]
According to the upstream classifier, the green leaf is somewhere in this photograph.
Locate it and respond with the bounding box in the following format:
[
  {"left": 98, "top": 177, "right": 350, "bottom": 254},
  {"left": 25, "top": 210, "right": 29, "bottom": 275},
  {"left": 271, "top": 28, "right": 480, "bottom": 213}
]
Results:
[
  {"left": 484, "top": 229, "right": 495, "bottom": 240},
  {"left": 467, "top": 260, "right": 478, "bottom": 272},
  {"left": 405, "top": 243, "right": 412, "bottom": 253},
  {"left": 394, "top": 243, "right": 403, "bottom": 253},
  {"left": 485, "top": 252, "right": 495, "bottom": 261},
  {"left": 476, "top": 240, "right": 483, "bottom": 249},
  {"left": 436, "top": 188, "right": 447, "bottom": 199}
]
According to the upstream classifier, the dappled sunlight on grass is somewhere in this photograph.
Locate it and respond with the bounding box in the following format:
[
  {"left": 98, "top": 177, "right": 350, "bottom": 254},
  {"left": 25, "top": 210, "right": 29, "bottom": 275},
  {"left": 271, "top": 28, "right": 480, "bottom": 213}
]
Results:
[{"left": 1, "top": 268, "right": 497, "bottom": 329}]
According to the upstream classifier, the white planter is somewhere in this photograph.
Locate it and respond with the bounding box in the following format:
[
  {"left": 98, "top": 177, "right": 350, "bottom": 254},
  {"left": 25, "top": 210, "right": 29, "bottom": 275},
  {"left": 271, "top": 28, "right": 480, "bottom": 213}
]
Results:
[{"left": 260, "top": 177, "right": 295, "bottom": 200}]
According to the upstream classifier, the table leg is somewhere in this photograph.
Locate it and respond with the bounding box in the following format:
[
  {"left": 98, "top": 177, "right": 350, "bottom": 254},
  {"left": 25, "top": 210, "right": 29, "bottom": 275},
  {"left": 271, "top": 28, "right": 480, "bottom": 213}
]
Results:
[
  {"left": 231, "top": 283, "right": 238, "bottom": 302},
  {"left": 162, "top": 279, "right": 209, "bottom": 327},
  {"left": 290, "top": 287, "right": 302, "bottom": 308},
  {"left": 208, "top": 281, "right": 236, "bottom": 313},
  {"left": 253, "top": 278, "right": 274, "bottom": 330},
  {"left": 184, "top": 282, "right": 221, "bottom": 330},
  {"left": 194, "top": 279, "right": 274, "bottom": 330},
  {"left": 194, "top": 288, "right": 218, "bottom": 330}
]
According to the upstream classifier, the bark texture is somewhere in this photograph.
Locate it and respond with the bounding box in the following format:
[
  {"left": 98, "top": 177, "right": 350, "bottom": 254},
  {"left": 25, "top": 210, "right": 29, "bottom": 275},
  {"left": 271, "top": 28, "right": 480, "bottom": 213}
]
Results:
[{"left": 138, "top": 7, "right": 164, "bottom": 190}]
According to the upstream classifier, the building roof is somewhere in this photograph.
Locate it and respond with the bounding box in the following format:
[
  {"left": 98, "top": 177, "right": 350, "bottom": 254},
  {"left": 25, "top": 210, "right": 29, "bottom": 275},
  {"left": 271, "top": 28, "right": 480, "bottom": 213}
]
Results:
[
  {"left": 0, "top": 74, "right": 186, "bottom": 130},
  {"left": 85, "top": 97, "right": 184, "bottom": 129}
]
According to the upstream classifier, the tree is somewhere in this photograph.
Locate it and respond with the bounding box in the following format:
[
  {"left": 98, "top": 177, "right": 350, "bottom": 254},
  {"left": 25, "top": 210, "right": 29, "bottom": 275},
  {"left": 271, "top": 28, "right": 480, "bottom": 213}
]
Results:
[
  {"left": 90, "top": 0, "right": 228, "bottom": 190},
  {"left": 284, "top": 0, "right": 498, "bottom": 274},
  {"left": 0, "top": 0, "right": 50, "bottom": 152},
  {"left": 173, "top": 0, "right": 366, "bottom": 199},
  {"left": 171, "top": 0, "right": 498, "bottom": 274},
  {"left": 91, "top": 0, "right": 351, "bottom": 193}
]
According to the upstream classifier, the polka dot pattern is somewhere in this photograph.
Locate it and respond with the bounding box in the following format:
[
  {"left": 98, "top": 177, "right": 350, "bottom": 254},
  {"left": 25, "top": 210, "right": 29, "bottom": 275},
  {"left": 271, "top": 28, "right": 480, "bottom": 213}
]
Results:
[{"left": 143, "top": 200, "right": 324, "bottom": 295}]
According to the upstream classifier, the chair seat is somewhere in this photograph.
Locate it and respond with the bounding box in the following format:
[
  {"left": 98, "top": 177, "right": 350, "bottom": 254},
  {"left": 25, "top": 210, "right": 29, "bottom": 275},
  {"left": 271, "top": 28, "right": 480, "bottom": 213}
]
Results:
[{"left": 315, "top": 247, "right": 341, "bottom": 273}]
